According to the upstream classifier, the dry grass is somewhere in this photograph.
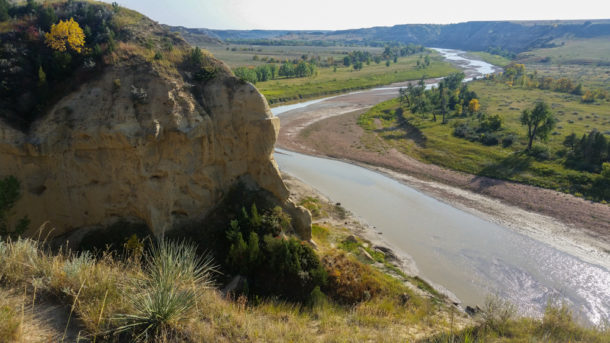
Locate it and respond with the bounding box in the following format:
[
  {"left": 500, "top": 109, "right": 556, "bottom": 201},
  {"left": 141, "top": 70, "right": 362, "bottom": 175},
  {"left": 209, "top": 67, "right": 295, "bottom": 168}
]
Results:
[
  {"left": 423, "top": 300, "right": 610, "bottom": 343},
  {"left": 2, "top": 223, "right": 603, "bottom": 342},
  {"left": 0, "top": 291, "right": 21, "bottom": 343},
  {"left": 0, "top": 231, "right": 460, "bottom": 342}
]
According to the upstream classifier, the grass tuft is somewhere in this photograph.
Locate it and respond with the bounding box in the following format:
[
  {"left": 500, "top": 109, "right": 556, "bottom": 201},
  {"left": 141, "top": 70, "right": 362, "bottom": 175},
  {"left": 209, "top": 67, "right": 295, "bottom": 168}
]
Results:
[{"left": 112, "top": 240, "right": 216, "bottom": 341}]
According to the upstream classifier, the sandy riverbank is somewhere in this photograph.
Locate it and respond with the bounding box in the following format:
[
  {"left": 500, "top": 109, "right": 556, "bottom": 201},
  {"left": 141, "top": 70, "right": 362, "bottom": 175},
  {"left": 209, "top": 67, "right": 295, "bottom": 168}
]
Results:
[
  {"left": 276, "top": 92, "right": 610, "bottom": 272},
  {"left": 281, "top": 173, "right": 466, "bottom": 305}
]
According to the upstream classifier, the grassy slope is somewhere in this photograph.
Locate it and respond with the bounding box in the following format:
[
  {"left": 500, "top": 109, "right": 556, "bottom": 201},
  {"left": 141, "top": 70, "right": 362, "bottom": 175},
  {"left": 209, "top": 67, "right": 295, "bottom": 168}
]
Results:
[
  {"left": 517, "top": 36, "right": 610, "bottom": 65},
  {"left": 359, "top": 80, "right": 610, "bottom": 197},
  {"left": 527, "top": 63, "right": 610, "bottom": 91},
  {"left": 467, "top": 52, "right": 512, "bottom": 67},
  {"left": 1, "top": 195, "right": 607, "bottom": 342},
  {"left": 0, "top": 220, "right": 459, "bottom": 342},
  {"left": 257, "top": 52, "right": 457, "bottom": 105}
]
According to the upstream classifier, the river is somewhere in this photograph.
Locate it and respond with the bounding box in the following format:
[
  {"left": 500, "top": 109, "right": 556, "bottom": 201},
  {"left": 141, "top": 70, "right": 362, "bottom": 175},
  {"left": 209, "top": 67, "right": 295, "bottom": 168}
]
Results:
[{"left": 271, "top": 48, "right": 610, "bottom": 325}]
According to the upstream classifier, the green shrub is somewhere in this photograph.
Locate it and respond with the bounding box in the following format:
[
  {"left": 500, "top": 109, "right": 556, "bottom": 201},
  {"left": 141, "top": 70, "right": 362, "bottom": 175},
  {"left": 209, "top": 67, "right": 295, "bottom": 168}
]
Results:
[
  {"left": 257, "top": 234, "right": 327, "bottom": 301},
  {"left": 194, "top": 66, "right": 217, "bottom": 82},
  {"left": 233, "top": 66, "right": 258, "bottom": 84},
  {"left": 480, "top": 132, "right": 500, "bottom": 146},
  {"left": 502, "top": 134, "right": 517, "bottom": 147},
  {"left": 480, "top": 114, "right": 503, "bottom": 131},
  {"left": 528, "top": 144, "right": 551, "bottom": 161},
  {"left": 307, "top": 285, "right": 328, "bottom": 308},
  {"left": 222, "top": 202, "right": 327, "bottom": 302}
]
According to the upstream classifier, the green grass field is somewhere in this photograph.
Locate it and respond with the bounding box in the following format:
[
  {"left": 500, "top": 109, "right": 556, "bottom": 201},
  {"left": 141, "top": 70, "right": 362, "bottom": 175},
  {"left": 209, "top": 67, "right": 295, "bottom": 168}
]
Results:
[
  {"left": 517, "top": 36, "right": 610, "bottom": 65},
  {"left": 467, "top": 51, "right": 513, "bottom": 67},
  {"left": 257, "top": 52, "right": 457, "bottom": 105},
  {"left": 199, "top": 43, "right": 458, "bottom": 105},
  {"left": 200, "top": 43, "right": 384, "bottom": 68},
  {"left": 359, "top": 80, "right": 610, "bottom": 199}
]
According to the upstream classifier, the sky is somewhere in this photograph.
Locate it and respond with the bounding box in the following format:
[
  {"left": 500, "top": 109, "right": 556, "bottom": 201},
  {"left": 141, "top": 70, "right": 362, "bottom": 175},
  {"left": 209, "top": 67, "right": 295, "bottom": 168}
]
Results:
[{"left": 106, "top": 0, "right": 610, "bottom": 30}]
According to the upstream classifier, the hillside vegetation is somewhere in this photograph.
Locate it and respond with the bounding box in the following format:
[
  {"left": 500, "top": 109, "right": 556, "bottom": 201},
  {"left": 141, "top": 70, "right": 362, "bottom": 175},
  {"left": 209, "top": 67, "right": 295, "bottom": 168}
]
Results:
[
  {"left": 0, "top": 0, "right": 225, "bottom": 131},
  {"left": 0, "top": 178, "right": 470, "bottom": 342},
  {"left": 516, "top": 36, "right": 610, "bottom": 65}
]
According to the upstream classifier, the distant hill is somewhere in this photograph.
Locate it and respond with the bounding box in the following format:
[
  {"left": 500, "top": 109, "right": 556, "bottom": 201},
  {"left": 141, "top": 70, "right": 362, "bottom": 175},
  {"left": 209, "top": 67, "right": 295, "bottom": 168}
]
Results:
[
  {"left": 174, "top": 20, "right": 610, "bottom": 53},
  {"left": 163, "top": 26, "right": 224, "bottom": 45}
]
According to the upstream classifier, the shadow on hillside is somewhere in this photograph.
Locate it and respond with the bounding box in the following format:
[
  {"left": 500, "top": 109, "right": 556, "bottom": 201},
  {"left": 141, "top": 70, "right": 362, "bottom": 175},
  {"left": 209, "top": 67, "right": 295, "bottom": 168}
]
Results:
[
  {"left": 374, "top": 108, "right": 427, "bottom": 147},
  {"left": 474, "top": 153, "right": 532, "bottom": 190}
]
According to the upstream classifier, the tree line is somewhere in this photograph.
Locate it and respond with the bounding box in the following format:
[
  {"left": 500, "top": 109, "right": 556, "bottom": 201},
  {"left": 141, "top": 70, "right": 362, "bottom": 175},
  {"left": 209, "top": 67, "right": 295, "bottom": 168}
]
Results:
[
  {"left": 233, "top": 60, "right": 317, "bottom": 84},
  {"left": 563, "top": 130, "right": 610, "bottom": 173},
  {"left": 486, "top": 63, "right": 609, "bottom": 103}
]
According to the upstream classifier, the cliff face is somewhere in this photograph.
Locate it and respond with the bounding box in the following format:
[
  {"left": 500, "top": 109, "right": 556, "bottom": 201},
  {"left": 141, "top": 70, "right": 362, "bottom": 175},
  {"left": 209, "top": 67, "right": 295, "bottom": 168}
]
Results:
[{"left": 0, "top": 59, "right": 304, "bottom": 238}]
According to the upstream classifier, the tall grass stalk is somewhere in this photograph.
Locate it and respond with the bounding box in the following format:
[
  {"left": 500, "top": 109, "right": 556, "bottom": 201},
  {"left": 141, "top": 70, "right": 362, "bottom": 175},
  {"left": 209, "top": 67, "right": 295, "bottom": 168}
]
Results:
[{"left": 63, "top": 279, "right": 86, "bottom": 342}]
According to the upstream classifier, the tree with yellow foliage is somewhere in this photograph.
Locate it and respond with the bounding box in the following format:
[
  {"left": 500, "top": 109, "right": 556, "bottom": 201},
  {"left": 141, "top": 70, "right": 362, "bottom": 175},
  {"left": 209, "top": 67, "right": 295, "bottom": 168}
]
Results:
[
  {"left": 468, "top": 98, "right": 480, "bottom": 114},
  {"left": 44, "top": 18, "right": 85, "bottom": 53}
]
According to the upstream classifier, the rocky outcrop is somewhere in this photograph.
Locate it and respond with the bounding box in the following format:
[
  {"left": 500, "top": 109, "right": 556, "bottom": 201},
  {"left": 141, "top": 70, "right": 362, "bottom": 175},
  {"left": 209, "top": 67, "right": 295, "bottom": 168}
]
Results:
[{"left": 0, "top": 59, "right": 310, "bottom": 239}]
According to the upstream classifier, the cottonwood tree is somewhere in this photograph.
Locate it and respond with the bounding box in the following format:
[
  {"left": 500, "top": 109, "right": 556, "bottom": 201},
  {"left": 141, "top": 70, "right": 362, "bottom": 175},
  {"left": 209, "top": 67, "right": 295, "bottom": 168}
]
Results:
[
  {"left": 439, "top": 81, "right": 448, "bottom": 123},
  {"left": 520, "top": 101, "right": 556, "bottom": 151},
  {"left": 468, "top": 98, "right": 480, "bottom": 114},
  {"left": 45, "top": 18, "right": 86, "bottom": 53}
]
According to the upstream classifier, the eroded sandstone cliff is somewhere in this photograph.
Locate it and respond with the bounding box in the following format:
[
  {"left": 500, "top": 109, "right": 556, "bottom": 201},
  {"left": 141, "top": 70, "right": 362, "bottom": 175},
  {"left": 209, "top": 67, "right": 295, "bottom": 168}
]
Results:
[{"left": 0, "top": 49, "right": 309, "bottom": 241}]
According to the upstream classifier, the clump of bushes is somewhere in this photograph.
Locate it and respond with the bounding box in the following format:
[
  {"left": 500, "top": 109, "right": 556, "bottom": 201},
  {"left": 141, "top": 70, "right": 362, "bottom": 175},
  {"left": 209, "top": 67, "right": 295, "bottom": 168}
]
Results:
[
  {"left": 322, "top": 251, "right": 382, "bottom": 304},
  {"left": 170, "top": 182, "right": 327, "bottom": 303},
  {"left": 224, "top": 204, "right": 327, "bottom": 302},
  {"left": 527, "top": 144, "right": 551, "bottom": 161},
  {"left": 563, "top": 129, "right": 610, "bottom": 173},
  {"left": 189, "top": 47, "right": 218, "bottom": 81},
  {"left": 453, "top": 114, "right": 513, "bottom": 147}
]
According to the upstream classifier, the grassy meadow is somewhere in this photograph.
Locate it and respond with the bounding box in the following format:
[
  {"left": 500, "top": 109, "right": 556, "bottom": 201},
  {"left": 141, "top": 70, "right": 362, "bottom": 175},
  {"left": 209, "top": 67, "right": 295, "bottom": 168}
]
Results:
[
  {"left": 516, "top": 36, "right": 610, "bottom": 65},
  {"left": 257, "top": 52, "right": 456, "bottom": 105},
  {"left": 526, "top": 63, "right": 610, "bottom": 91},
  {"left": 358, "top": 79, "right": 610, "bottom": 199},
  {"left": 199, "top": 43, "right": 385, "bottom": 68},
  {"left": 199, "top": 43, "right": 458, "bottom": 105},
  {"left": 467, "top": 52, "right": 513, "bottom": 67}
]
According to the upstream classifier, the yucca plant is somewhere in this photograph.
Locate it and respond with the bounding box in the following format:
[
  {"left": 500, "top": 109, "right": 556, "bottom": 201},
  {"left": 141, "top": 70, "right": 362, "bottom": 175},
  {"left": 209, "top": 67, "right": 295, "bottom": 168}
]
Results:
[{"left": 113, "top": 240, "right": 216, "bottom": 341}]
